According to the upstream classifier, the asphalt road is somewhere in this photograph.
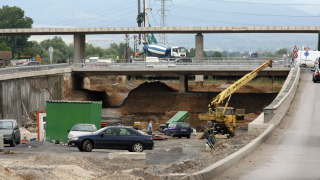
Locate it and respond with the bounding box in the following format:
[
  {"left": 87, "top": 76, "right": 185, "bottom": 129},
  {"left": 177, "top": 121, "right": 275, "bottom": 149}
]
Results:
[{"left": 213, "top": 68, "right": 320, "bottom": 180}]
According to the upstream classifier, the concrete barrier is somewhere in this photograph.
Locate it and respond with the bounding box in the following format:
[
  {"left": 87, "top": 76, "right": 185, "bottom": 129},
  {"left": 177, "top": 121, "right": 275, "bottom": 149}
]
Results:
[
  {"left": 181, "top": 125, "right": 275, "bottom": 180},
  {"left": 249, "top": 66, "right": 300, "bottom": 134}
]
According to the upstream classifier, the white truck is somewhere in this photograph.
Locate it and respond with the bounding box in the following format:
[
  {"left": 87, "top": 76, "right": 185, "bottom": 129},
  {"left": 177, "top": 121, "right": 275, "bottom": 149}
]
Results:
[
  {"left": 294, "top": 50, "right": 320, "bottom": 68},
  {"left": 145, "top": 57, "right": 176, "bottom": 67}
]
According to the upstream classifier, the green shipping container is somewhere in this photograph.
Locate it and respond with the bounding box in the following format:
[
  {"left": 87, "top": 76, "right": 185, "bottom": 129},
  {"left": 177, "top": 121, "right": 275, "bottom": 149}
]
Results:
[
  {"left": 46, "top": 101, "right": 102, "bottom": 143},
  {"left": 166, "top": 111, "right": 190, "bottom": 127}
]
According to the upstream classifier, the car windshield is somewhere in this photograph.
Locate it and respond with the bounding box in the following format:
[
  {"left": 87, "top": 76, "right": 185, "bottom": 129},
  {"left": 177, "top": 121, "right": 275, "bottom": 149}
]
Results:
[
  {"left": 71, "top": 124, "right": 94, "bottom": 132},
  {"left": 168, "top": 123, "right": 177, "bottom": 128},
  {"left": 180, "top": 48, "right": 186, "bottom": 53},
  {"left": 0, "top": 121, "right": 13, "bottom": 129}
]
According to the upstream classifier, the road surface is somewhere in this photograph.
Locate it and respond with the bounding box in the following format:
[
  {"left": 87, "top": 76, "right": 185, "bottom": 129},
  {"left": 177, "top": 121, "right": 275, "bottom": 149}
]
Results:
[{"left": 213, "top": 68, "right": 320, "bottom": 180}]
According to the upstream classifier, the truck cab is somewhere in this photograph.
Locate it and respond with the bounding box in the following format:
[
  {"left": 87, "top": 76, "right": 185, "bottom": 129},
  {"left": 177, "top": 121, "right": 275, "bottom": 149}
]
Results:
[{"left": 170, "top": 47, "right": 181, "bottom": 58}]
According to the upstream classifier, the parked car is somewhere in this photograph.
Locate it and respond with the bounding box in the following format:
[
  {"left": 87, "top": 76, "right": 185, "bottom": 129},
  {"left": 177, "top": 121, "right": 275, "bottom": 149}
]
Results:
[
  {"left": 311, "top": 65, "right": 320, "bottom": 83},
  {"left": 68, "top": 126, "right": 154, "bottom": 152},
  {"left": 0, "top": 119, "right": 21, "bottom": 147},
  {"left": 17, "top": 61, "right": 41, "bottom": 67},
  {"left": 163, "top": 122, "right": 191, "bottom": 139},
  {"left": 67, "top": 123, "right": 97, "bottom": 141}
]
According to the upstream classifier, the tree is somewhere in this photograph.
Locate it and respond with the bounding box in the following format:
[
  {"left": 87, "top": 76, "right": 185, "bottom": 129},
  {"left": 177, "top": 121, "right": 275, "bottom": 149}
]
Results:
[
  {"left": 211, "top": 51, "right": 222, "bottom": 57},
  {"left": 0, "top": 41, "right": 11, "bottom": 51},
  {"left": 276, "top": 48, "right": 287, "bottom": 56},
  {"left": 0, "top": 5, "right": 33, "bottom": 55},
  {"left": 40, "top": 36, "right": 73, "bottom": 58}
]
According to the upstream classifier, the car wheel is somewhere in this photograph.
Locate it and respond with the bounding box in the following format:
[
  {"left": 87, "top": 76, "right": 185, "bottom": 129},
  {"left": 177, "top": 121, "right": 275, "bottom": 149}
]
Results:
[
  {"left": 78, "top": 147, "right": 84, "bottom": 151},
  {"left": 186, "top": 135, "right": 190, "bottom": 139},
  {"left": 82, "top": 140, "right": 93, "bottom": 152},
  {"left": 171, "top": 133, "right": 175, "bottom": 138},
  {"left": 132, "top": 142, "right": 144, "bottom": 152},
  {"left": 10, "top": 138, "right": 16, "bottom": 147}
]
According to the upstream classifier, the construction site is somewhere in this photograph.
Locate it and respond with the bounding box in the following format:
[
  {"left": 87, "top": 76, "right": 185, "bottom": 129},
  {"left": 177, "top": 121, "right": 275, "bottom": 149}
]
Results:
[{"left": 0, "top": 65, "right": 287, "bottom": 179}]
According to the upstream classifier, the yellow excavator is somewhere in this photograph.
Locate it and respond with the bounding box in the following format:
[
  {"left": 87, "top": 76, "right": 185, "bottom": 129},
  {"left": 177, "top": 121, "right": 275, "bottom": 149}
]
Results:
[{"left": 199, "top": 60, "right": 273, "bottom": 137}]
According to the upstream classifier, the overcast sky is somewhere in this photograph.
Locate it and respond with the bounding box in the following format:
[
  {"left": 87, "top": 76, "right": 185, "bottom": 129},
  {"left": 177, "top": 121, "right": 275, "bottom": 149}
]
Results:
[{"left": 1, "top": 0, "right": 320, "bottom": 50}]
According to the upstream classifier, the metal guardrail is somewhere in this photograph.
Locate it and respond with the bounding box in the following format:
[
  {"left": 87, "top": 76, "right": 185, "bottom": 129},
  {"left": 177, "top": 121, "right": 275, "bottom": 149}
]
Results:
[
  {"left": 75, "top": 60, "right": 288, "bottom": 68},
  {"left": 0, "top": 63, "right": 69, "bottom": 75}
]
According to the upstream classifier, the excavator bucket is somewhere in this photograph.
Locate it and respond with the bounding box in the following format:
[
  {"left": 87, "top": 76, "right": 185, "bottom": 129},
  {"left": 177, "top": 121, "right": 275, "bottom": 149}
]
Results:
[{"left": 236, "top": 109, "right": 245, "bottom": 123}]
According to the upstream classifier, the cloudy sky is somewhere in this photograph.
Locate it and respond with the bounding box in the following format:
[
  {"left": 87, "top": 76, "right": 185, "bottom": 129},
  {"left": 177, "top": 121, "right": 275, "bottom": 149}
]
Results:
[{"left": 1, "top": 0, "right": 320, "bottom": 51}]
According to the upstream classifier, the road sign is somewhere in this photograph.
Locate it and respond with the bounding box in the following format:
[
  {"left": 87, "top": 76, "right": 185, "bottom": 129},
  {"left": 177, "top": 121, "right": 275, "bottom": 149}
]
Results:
[
  {"left": 32, "top": 57, "right": 35, "bottom": 61},
  {"left": 304, "top": 52, "right": 309, "bottom": 56},
  {"left": 293, "top": 45, "right": 298, "bottom": 53},
  {"left": 305, "top": 47, "right": 310, "bottom": 52},
  {"left": 293, "top": 53, "right": 298, "bottom": 58}
]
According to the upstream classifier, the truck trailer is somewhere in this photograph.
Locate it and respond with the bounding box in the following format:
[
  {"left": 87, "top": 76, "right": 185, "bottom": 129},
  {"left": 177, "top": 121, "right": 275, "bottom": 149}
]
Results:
[{"left": 0, "top": 51, "right": 12, "bottom": 66}]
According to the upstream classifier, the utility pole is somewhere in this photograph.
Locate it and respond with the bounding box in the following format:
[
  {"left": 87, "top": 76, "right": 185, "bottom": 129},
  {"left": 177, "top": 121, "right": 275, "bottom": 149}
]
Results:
[
  {"left": 155, "top": 0, "right": 171, "bottom": 46},
  {"left": 125, "top": 34, "right": 130, "bottom": 62},
  {"left": 133, "top": 35, "right": 137, "bottom": 58}
]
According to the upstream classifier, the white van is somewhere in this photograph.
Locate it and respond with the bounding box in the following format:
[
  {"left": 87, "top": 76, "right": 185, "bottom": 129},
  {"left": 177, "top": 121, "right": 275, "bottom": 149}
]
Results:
[{"left": 294, "top": 50, "right": 320, "bottom": 68}]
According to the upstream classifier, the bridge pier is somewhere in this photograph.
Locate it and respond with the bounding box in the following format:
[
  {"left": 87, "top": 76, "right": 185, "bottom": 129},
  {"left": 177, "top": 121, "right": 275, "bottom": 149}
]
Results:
[
  {"left": 179, "top": 75, "right": 188, "bottom": 93},
  {"left": 195, "top": 33, "right": 204, "bottom": 86},
  {"left": 318, "top": 30, "right": 320, "bottom": 51},
  {"left": 74, "top": 34, "right": 86, "bottom": 64}
]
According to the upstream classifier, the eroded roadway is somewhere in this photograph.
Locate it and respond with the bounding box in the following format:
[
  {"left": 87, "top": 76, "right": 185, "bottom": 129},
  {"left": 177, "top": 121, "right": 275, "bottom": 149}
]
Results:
[{"left": 213, "top": 68, "right": 320, "bottom": 180}]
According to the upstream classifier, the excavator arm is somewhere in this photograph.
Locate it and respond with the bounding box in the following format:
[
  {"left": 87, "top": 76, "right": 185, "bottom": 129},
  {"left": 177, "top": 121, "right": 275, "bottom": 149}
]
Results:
[
  {"left": 209, "top": 60, "right": 273, "bottom": 110},
  {"left": 200, "top": 60, "right": 273, "bottom": 137}
]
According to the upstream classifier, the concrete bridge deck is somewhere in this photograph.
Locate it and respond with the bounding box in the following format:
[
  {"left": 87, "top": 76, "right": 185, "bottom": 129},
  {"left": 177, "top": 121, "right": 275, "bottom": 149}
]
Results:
[
  {"left": 0, "top": 26, "right": 320, "bottom": 35},
  {"left": 72, "top": 66, "right": 291, "bottom": 76}
]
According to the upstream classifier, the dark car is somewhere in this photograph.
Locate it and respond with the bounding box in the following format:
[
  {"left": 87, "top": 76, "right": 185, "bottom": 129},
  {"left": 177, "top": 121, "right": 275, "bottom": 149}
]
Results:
[
  {"left": 311, "top": 65, "right": 320, "bottom": 83},
  {"left": 163, "top": 122, "right": 191, "bottom": 139},
  {"left": 0, "top": 119, "right": 21, "bottom": 147},
  {"left": 17, "top": 61, "right": 41, "bottom": 67},
  {"left": 68, "top": 126, "right": 154, "bottom": 152}
]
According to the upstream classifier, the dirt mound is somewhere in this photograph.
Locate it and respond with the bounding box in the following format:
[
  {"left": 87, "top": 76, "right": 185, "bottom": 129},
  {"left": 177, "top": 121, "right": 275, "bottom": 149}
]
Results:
[
  {"left": 107, "top": 93, "right": 125, "bottom": 106},
  {"left": 0, "top": 165, "right": 23, "bottom": 180},
  {"left": 120, "top": 92, "right": 277, "bottom": 115},
  {"left": 25, "top": 154, "right": 144, "bottom": 174},
  {"left": 240, "top": 85, "right": 264, "bottom": 93},
  {"left": 130, "top": 82, "right": 176, "bottom": 94}
]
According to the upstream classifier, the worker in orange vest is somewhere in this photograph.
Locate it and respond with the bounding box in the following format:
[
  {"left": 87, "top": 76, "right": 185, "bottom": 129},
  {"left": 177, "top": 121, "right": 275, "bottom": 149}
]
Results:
[{"left": 135, "top": 50, "right": 140, "bottom": 58}]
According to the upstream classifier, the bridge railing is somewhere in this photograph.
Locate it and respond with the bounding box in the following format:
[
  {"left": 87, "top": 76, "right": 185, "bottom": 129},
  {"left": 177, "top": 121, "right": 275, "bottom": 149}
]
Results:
[
  {"left": 74, "top": 60, "right": 287, "bottom": 68},
  {"left": 0, "top": 63, "right": 69, "bottom": 75}
]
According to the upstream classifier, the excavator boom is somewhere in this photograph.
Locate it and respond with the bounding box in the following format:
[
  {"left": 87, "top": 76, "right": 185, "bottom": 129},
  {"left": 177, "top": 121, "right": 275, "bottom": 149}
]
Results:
[
  {"left": 200, "top": 60, "right": 273, "bottom": 137},
  {"left": 210, "top": 60, "right": 273, "bottom": 108}
]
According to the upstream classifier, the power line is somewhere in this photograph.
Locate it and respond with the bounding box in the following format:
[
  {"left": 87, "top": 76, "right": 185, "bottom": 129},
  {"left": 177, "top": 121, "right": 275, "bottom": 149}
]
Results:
[
  {"left": 54, "top": 1, "right": 136, "bottom": 26},
  {"left": 83, "top": 10, "right": 136, "bottom": 27},
  {"left": 207, "top": 0, "right": 320, "bottom": 6},
  {"left": 171, "top": 4, "right": 320, "bottom": 17},
  {"left": 170, "top": 15, "right": 267, "bottom": 26}
]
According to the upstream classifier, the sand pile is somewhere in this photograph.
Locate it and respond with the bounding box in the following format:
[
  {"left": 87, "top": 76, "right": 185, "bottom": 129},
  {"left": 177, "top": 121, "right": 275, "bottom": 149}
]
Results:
[{"left": 0, "top": 165, "right": 23, "bottom": 180}]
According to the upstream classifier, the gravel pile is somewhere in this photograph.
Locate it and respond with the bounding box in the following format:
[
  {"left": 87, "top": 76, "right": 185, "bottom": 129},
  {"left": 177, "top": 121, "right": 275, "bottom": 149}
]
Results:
[{"left": 16, "top": 141, "right": 55, "bottom": 148}]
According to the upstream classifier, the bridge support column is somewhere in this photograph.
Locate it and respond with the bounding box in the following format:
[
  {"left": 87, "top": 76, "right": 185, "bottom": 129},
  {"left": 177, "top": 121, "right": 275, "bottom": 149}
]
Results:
[
  {"left": 195, "top": 33, "right": 204, "bottom": 87},
  {"left": 179, "top": 75, "right": 188, "bottom": 93},
  {"left": 74, "top": 34, "right": 86, "bottom": 64},
  {"left": 318, "top": 30, "right": 320, "bottom": 51}
]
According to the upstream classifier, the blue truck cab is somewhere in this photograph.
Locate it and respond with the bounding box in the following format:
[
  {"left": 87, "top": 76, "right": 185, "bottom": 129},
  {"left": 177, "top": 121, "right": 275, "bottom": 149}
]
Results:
[{"left": 164, "top": 122, "right": 191, "bottom": 139}]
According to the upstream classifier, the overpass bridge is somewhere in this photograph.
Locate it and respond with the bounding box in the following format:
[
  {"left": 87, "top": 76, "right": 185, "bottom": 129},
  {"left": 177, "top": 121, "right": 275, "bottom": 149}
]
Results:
[{"left": 1, "top": 26, "right": 320, "bottom": 64}]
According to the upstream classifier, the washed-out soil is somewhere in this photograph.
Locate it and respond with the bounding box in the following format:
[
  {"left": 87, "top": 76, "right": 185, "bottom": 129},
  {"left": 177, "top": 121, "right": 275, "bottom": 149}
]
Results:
[{"left": 120, "top": 82, "right": 277, "bottom": 115}]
